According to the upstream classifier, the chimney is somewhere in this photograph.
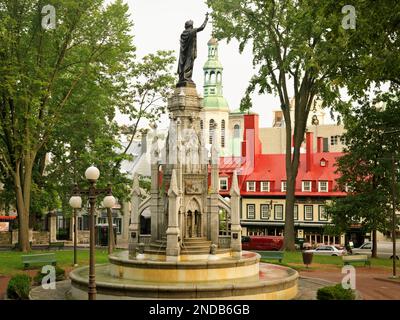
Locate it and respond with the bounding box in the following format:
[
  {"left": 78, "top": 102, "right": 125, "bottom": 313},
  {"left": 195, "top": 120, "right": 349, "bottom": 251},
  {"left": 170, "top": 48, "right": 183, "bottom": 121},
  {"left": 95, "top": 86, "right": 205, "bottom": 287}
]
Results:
[
  {"left": 317, "top": 137, "right": 323, "bottom": 153},
  {"left": 306, "top": 132, "right": 313, "bottom": 172},
  {"left": 241, "top": 114, "right": 262, "bottom": 158}
]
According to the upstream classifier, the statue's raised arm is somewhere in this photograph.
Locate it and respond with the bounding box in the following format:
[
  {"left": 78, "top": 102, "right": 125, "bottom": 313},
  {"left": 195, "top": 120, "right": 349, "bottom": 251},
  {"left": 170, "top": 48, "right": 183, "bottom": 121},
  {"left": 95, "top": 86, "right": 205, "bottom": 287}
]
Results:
[
  {"left": 196, "top": 13, "right": 209, "bottom": 32},
  {"left": 177, "top": 13, "right": 209, "bottom": 87}
]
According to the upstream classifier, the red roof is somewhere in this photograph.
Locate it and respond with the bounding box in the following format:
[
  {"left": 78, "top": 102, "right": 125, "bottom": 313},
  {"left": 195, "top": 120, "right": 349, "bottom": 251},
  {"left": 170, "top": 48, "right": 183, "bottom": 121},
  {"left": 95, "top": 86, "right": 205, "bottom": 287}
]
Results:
[{"left": 213, "top": 152, "right": 346, "bottom": 197}]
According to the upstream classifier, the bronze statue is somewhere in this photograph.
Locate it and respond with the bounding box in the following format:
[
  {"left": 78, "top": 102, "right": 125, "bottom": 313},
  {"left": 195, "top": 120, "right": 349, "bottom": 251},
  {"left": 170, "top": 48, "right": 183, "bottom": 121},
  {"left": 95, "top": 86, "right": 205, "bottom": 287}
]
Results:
[{"left": 177, "top": 13, "right": 209, "bottom": 86}]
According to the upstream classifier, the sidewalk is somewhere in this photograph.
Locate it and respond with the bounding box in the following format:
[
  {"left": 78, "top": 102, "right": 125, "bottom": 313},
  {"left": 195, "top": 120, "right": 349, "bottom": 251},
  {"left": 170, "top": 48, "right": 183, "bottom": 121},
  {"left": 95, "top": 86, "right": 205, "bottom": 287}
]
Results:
[{"left": 299, "top": 267, "right": 400, "bottom": 300}]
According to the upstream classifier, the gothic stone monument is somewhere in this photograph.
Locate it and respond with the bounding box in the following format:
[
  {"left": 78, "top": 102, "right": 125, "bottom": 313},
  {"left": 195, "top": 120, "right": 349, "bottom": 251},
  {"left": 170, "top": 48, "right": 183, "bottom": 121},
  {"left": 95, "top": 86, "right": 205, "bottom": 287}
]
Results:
[{"left": 69, "top": 16, "right": 298, "bottom": 299}]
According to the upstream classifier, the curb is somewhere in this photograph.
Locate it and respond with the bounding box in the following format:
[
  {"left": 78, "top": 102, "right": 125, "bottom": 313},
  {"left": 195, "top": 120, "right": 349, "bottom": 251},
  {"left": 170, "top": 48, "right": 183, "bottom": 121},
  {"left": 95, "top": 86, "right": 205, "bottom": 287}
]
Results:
[{"left": 373, "top": 277, "right": 400, "bottom": 286}]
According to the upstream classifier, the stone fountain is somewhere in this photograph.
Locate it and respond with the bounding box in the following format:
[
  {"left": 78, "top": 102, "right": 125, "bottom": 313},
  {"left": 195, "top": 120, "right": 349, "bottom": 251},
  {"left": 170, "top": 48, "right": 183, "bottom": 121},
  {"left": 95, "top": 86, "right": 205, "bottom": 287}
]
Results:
[{"left": 69, "top": 17, "right": 298, "bottom": 299}]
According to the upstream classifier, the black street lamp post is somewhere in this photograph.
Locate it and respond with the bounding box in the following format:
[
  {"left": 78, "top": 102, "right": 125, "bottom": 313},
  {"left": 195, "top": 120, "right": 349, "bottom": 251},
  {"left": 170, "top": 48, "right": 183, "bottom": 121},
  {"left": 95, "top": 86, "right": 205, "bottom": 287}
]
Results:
[{"left": 69, "top": 166, "right": 115, "bottom": 300}]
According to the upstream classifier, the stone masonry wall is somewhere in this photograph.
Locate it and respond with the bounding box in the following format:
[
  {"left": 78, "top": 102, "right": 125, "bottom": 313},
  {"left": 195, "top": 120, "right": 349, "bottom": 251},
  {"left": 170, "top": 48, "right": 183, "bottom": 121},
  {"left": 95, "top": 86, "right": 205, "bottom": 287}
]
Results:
[{"left": 0, "top": 232, "right": 11, "bottom": 245}]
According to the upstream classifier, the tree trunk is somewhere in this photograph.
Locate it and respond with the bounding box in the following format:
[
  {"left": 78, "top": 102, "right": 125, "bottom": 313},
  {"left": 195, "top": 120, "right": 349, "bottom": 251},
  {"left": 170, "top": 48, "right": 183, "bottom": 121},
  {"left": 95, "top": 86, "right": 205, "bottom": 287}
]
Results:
[
  {"left": 13, "top": 152, "right": 36, "bottom": 252},
  {"left": 107, "top": 208, "right": 115, "bottom": 254},
  {"left": 371, "top": 228, "right": 377, "bottom": 258},
  {"left": 14, "top": 160, "right": 31, "bottom": 252}
]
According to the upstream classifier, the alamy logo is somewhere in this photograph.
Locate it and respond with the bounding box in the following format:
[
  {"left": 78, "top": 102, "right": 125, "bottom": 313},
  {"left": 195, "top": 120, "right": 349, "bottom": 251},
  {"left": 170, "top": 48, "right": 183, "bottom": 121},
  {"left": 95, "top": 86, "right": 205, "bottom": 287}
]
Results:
[
  {"left": 41, "top": 265, "right": 56, "bottom": 290},
  {"left": 341, "top": 265, "right": 356, "bottom": 290},
  {"left": 41, "top": 5, "right": 56, "bottom": 30},
  {"left": 341, "top": 5, "right": 356, "bottom": 30}
]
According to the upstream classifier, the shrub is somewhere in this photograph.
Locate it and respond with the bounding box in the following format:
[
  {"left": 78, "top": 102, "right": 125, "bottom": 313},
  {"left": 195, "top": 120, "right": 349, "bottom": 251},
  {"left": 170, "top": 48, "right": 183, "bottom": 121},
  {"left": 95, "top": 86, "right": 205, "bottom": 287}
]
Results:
[
  {"left": 7, "top": 274, "right": 31, "bottom": 300},
  {"left": 317, "top": 283, "right": 355, "bottom": 300},
  {"left": 34, "top": 266, "right": 65, "bottom": 285}
]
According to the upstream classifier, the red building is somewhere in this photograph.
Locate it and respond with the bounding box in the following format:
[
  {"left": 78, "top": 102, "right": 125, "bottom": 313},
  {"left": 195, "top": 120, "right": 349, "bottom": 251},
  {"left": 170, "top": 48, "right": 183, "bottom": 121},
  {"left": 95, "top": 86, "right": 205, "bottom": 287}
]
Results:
[{"left": 210, "top": 114, "right": 347, "bottom": 246}]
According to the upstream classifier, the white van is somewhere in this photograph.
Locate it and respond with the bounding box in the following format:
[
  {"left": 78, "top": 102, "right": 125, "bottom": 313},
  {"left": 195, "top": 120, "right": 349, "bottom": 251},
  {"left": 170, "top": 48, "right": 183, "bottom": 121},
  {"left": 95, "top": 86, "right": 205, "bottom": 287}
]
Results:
[{"left": 352, "top": 241, "right": 400, "bottom": 259}]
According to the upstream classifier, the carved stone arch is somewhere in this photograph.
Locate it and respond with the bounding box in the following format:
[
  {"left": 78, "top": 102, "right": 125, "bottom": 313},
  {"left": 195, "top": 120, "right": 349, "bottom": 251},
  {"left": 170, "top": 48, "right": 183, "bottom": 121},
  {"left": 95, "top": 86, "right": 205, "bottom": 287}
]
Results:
[
  {"left": 185, "top": 197, "right": 202, "bottom": 238},
  {"left": 186, "top": 197, "right": 202, "bottom": 214}
]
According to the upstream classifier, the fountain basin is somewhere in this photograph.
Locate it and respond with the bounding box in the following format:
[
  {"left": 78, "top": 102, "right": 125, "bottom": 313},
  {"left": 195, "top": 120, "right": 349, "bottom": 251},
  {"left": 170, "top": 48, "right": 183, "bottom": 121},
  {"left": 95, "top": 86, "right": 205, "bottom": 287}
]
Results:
[{"left": 69, "top": 251, "right": 298, "bottom": 300}]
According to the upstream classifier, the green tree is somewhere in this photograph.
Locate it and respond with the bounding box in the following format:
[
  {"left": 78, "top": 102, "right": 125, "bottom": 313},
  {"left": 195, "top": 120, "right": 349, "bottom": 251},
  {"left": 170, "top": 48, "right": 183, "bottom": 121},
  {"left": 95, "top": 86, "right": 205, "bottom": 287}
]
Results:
[
  {"left": 0, "top": 0, "right": 134, "bottom": 251},
  {"left": 319, "top": 0, "right": 400, "bottom": 96},
  {"left": 327, "top": 92, "right": 400, "bottom": 257},
  {"left": 207, "top": 0, "right": 344, "bottom": 250}
]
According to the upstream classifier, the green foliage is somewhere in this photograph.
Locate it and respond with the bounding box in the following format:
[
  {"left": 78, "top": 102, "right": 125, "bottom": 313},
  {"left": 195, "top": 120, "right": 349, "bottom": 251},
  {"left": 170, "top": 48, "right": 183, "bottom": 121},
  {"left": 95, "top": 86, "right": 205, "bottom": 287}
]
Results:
[
  {"left": 0, "top": 0, "right": 135, "bottom": 250},
  {"left": 33, "top": 266, "right": 65, "bottom": 285},
  {"left": 317, "top": 283, "right": 355, "bottom": 300},
  {"left": 7, "top": 274, "right": 31, "bottom": 300},
  {"left": 319, "top": 0, "right": 400, "bottom": 96},
  {"left": 327, "top": 91, "right": 400, "bottom": 235}
]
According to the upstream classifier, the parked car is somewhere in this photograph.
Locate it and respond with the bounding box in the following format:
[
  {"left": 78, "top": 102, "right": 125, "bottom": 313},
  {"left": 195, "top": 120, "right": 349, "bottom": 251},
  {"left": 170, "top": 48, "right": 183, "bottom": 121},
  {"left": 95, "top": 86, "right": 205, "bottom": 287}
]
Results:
[
  {"left": 304, "top": 245, "right": 346, "bottom": 256},
  {"left": 241, "top": 236, "right": 284, "bottom": 251},
  {"left": 352, "top": 241, "right": 400, "bottom": 259}
]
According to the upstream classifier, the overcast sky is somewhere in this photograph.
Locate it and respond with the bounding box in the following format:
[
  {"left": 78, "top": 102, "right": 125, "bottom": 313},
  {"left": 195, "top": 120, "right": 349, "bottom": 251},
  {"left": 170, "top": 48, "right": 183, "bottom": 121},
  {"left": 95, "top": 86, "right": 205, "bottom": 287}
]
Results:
[{"left": 116, "top": 0, "right": 339, "bottom": 129}]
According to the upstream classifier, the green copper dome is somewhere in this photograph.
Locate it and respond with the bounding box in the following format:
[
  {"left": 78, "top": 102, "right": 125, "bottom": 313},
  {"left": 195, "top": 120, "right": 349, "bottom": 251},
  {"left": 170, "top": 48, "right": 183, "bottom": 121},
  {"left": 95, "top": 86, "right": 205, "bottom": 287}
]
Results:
[
  {"left": 202, "top": 96, "right": 229, "bottom": 110},
  {"left": 202, "top": 38, "right": 229, "bottom": 111}
]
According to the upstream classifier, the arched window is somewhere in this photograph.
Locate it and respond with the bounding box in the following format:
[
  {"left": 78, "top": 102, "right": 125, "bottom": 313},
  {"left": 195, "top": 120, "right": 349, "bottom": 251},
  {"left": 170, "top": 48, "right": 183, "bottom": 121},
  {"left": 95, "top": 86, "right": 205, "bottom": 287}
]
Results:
[
  {"left": 210, "top": 71, "right": 216, "bottom": 83},
  {"left": 233, "top": 124, "right": 240, "bottom": 138},
  {"left": 205, "top": 71, "right": 208, "bottom": 83},
  {"left": 221, "top": 120, "right": 225, "bottom": 148},
  {"left": 209, "top": 119, "right": 215, "bottom": 144},
  {"left": 216, "top": 72, "right": 221, "bottom": 83}
]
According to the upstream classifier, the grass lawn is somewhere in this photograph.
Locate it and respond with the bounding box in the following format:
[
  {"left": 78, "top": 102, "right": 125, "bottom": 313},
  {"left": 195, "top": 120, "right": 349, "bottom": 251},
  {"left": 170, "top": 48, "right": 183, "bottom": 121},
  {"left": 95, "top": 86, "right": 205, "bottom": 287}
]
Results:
[
  {"left": 261, "top": 251, "right": 397, "bottom": 269},
  {"left": 0, "top": 249, "right": 116, "bottom": 276}
]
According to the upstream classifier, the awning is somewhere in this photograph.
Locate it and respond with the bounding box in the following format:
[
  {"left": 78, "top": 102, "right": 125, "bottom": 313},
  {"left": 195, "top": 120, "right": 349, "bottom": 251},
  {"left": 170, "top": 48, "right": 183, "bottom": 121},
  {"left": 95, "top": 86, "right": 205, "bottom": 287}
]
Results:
[{"left": 0, "top": 216, "right": 17, "bottom": 221}]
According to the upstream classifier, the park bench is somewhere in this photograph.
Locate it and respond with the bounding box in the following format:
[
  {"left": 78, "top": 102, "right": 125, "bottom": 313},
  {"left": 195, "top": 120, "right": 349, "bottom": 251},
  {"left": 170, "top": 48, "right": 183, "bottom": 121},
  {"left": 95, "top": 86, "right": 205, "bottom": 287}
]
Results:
[
  {"left": 21, "top": 253, "right": 57, "bottom": 269},
  {"left": 254, "top": 250, "right": 284, "bottom": 263},
  {"left": 48, "top": 241, "right": 64, "bottom": 250},
  {"left": 342, "top": 254, "right": 371, "bottom": 267}
]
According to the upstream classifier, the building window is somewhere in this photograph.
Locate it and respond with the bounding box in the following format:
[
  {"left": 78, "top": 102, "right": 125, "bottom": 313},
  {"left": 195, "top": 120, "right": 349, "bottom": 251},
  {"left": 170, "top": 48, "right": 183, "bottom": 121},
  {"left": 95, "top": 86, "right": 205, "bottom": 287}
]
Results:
[
  {"left": 330, "top": 135, "right": 339, "bottom": 145},
  {"left": 302, "top": 181, "right": 312, "bottom": 192},
  {"left": 78, "top": 215, "right": 89, "bottom": 231},
  {"left": 260, "top": 204, "right": 270, "bottom": 220},
  {"left": 200, "top": 120, "right": 203, "bottom": 130},
  {"left": 233, "top": 124, "right": 240, "bottom": 138},
  {"left": 98, "top": 217, "right": 107, "bottom": 224},
  {"left": 304, "top": 205, "right": 313, "bottom": 221},
  {"left": 247, "top": 181, "right": 256, "bottom": 192},
  {"left": 209, "top": 119, "right": 215, "bottom": 144},
  {"left": 318, "top": 181, "right": 328, "bottom": 192},
  {"left": 294, "top": 205, "right": 298, "bottom": 220},
  {"left": 319, "top": 205, "right": 328, "bottom": 221},
  {"left": 219, "top": 177, "right": 228, "bottom": 191},
  {"left": 340, "top": 135, "right": 346, "bottom": 145},
  {"left": 113, "top": 217, "right": 122, "bottom": 234},
  {"left": 274, "top": 204, "right": 284, "bottom": 220},
  {"left": 221, "top": 120, "right": 225, "bottom": 148},
  {"left": 281, "top": 181, "right": 287, "bottom": 192},
  {"left": 247, "top": 204, "right": 255, "bottom": 219},
  {"left": 320, "top": 160, "right": 326, "bottom": 167},
  {"left": 261, "top": 181, "right": 270, "bottom": 192},
  {"left": 210, "top": 88, "right": 215, "bottom": 94}
]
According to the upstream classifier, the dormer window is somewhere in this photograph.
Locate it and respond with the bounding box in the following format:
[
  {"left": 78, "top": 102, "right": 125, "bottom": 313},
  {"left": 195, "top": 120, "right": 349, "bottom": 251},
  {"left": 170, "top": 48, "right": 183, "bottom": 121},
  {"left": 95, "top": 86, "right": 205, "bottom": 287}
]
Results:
[
  {"left": 219, "top": 177, "right": 228, "bottom": 191},
  {"left": 281, "top": 181, "right": 287, "bottom": 192},
  {"left": 302, "top": 181, "right": 312, "bottom": 192},
  {"left": 320, "top": 159, "right": 327, "bottom": 167},
  {"left": 247, "top": 181, "right": 256, "bottom": 192},
  {"left": 318, "top": 181, "right": 328, "bottom": 192},
  {"left": 261, "top": 181, "right": 270, "bottom": 192}
]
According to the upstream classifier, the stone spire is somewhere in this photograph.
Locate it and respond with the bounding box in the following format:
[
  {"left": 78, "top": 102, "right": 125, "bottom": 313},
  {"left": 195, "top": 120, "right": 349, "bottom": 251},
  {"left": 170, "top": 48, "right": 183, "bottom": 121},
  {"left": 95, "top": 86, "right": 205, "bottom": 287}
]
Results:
[
  {"left": 230, "top": 170, "right": 242, "bottom": 258},
  {"left": 129, "top": 173, "right": 141, "bottom": 257},
  {"left": 166, "top": 169, "right": 180, "bottom": 261}
]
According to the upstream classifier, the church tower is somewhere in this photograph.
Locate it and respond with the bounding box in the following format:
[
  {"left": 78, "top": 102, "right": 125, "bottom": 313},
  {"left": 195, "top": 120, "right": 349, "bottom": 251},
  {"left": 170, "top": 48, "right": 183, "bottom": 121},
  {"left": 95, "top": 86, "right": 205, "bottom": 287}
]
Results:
[{"left": 201, "top": 38, "right": 230, "bottom": 155}]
